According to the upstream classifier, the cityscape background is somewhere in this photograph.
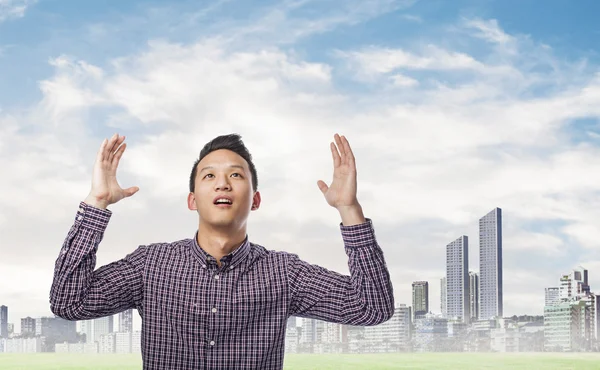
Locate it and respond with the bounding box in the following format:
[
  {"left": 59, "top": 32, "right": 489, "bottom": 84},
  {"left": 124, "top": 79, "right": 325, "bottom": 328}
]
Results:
[
  {"left": 2, "top": 0, "right": 600, "bottom": 356},
  {"left": 2, "top": 206, "right": 599, "bottom": 353}
]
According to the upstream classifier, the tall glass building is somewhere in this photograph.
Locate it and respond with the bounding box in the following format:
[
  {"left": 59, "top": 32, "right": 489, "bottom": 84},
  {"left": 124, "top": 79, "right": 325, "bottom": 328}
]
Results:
[
  {"left": 446, "top": 236, "right": 469, "bottom": 323},
  {"left": 479, "top": 207, "right": 503, "bottom": 320}
]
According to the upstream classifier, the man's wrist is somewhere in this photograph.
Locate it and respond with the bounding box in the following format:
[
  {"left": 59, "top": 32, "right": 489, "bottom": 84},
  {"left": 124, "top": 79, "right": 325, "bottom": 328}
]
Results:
[
  {"left": 83, "top": 195, "right": 109, "bottom": 210},
  {"left": 337, "top": 203, "right": 366, "bottom": 226}
]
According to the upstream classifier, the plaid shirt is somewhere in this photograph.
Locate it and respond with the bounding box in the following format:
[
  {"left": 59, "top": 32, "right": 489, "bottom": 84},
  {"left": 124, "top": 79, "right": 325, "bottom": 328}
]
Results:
[{"left": 50, "top": 201, "right": 395, "bottom": 369}]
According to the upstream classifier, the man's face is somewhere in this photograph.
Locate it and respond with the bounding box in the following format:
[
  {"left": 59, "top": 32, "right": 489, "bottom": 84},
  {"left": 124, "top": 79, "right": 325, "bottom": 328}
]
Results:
[{"left": 187, "top": 149, "right": 260, "bottom": 229}]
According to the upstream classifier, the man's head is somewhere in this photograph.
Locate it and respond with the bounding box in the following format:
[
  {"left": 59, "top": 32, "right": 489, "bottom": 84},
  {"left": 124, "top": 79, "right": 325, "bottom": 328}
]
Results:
[{"left": 187, "top": 134, "right": 261, "bottom": 230}]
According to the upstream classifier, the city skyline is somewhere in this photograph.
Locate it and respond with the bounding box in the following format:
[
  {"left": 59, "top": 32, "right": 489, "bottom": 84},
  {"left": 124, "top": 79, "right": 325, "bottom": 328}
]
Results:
[{"left": 2, "top": 0, "right": 600, "bottom": 335}]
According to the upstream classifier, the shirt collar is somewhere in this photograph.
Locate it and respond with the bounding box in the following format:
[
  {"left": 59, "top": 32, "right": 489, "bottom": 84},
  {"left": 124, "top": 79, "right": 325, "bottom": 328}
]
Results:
[{"left": 191, "top": 230, "right": 251, "bottom": 269}]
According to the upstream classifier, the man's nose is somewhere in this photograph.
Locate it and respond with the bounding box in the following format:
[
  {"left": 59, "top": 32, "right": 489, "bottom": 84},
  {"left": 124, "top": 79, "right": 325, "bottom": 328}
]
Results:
[{"left": 215, "top": 174, "right": 231, "bottom": 191}]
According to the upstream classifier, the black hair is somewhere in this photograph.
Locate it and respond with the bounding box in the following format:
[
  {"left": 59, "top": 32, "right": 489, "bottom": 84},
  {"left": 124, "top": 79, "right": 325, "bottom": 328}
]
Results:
[{"left": 189, "top": 133, "right": 258, "bottom": 193}]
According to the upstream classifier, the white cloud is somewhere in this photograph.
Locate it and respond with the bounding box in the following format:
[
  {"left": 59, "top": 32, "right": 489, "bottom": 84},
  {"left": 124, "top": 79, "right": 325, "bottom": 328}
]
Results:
[
  {"left": 338, "top": 44, "right": 484, "bottom": 75},
  {"left": 399, "top": 14, "right": 422, "bottom": 23},
  {"left": 463, "top": 18, "right": 514, "bottom": 45},
  {"left": 2, "top": 7, "right": 600, "bottom": 329},
  {"left": 0, "top": 0, "right": 34, "bottom": 22},
  {"left": 390, "top": 73, "right": 419, "bottom": 87}
]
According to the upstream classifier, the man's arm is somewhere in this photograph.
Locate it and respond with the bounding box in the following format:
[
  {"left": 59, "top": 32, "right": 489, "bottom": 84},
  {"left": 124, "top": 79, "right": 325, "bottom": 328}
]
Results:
[
  {"left": 49, "top": 201, "right": 146, "bottom": 321},
  {"left": 289, "top": 134, "right": 394, "bottom": 325},
  {"left": 287, "top": 218, "right": 394, "bottom": 326},
  {"left": 50, "top": 133, "right": 142, "bottom": 320}
]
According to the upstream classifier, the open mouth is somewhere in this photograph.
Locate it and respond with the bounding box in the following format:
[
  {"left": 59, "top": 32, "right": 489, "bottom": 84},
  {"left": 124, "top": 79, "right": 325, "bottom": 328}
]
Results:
[{"left": 214, "top": 198, "right": 233, "bottom": 207}]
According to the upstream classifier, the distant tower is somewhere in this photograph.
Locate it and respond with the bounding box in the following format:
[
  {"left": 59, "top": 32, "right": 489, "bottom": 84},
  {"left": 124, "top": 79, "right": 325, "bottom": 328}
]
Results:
[
  {"left": 440, "top": 277, "right": 447, "bottom": 318},
  {"left": 287, "top": 316, "right": 297, "bottom": 329},
  {"left": 479, "top": 208, "right": 503, "bottom": 319},
  {"left": 469, "top": 272, "right": 479, "bottom": 321},
  {"left": 93, "top": 316, "right": 113, "bottom": 343},
  {"left": 412, "top": 281, "right": 429, "bottom": 321},
  {"left": 0, "top": 305, "right": 7, "bottom": 338},
  {"left": 446, "top": 236, "right": 470, "bottom": 323},
  {"left": 119, "top": 309, "right": 133, "bottom": 332}
]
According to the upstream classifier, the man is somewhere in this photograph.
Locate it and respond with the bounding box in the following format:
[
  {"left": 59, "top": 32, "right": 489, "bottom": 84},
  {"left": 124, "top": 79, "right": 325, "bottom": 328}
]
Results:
[{"left": 50, "top": 132, "right": 394, "bottom": 369}]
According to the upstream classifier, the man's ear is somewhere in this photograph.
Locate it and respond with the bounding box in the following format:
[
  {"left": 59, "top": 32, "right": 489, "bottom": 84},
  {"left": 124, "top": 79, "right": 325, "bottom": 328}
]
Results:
[
  {"left": 251, "top": 191, "right": 261, "bottom": 210},
  {"left": 187, "top": 192, "right": 197, "bottom": 211}
]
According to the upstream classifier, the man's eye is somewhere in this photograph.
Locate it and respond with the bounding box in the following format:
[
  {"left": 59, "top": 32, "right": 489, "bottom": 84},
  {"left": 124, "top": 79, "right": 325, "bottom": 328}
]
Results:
[
  {"left": 232, "top": 173, "right": 241, "bottom": 177},
  {"left": 204, "top": 174, "right": 214, "bottom": 179}
]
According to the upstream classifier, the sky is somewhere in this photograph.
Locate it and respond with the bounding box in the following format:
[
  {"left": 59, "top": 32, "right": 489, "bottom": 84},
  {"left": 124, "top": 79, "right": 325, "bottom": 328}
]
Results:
[{"left": 1, "top": 0, "right": 600, "bottom": 334}]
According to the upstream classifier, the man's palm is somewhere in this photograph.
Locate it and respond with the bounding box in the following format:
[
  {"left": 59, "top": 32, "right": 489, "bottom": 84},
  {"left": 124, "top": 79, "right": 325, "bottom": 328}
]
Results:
[
  {"left": 317, "top": 134, "right": 359, "bottom": 209},
  {"left": 87, "top": 134, "right": 139, "bottom": 208}
]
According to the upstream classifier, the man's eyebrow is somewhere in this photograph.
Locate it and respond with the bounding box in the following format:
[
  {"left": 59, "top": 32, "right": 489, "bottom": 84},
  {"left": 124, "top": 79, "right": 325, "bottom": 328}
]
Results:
[{"left": 199, "top": 165, "right": 245, "bottom": 173}]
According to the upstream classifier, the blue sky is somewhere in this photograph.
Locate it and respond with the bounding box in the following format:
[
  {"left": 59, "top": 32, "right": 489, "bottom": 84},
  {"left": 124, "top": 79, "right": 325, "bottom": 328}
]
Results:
[
  {"left": 1, "top": 0, "right": 600, "bottom": 331},
  {"left": 2, "top": 0, "right": 599, "bottom": 106}
]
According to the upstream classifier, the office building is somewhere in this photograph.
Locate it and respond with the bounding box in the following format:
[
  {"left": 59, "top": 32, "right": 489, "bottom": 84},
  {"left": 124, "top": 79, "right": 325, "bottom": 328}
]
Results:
[
  {"left": 119, "top": 310, "right": 133, "bottom": 333},
  {"left": 446, "top": 236, "right": 469, "bottom": 323},
  {"left": 412, "top": 281, "right": 429, "bottom": 321},
  {"left": 479, "top": 207, "right": 503, "bottom": 319},
  {"left": 0, "top": 305, "right": 7, "bottom": 338},
  {"left": 469, "top": 272, "right": 479, "bottom": 321}
]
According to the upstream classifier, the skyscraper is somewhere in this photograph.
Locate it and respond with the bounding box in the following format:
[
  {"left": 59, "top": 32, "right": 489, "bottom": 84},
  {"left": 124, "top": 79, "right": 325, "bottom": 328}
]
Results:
[
  {"left": 80, "top": 320, "right": 94, "bottom": 344},
  {"left": 412, "top": 281, "right": 429, "bottom": 321},
  {"left": 119, "top": 309, "right": 133, "bottom": 333},
  {"left": 469, "top": 271, "right": 479, "bottom": 321},
  {"left": 559, "top": 267, "right": 589, "bottom": 301},
  {"left": 440, "top": 277, "right": 447, "bottom": 318},
  {"left": 21, "top": 317, "right": 36, "bottom": 337},
  {"left": 446, "top": 236, "right": 469, "bottom": 323},
  {"left": 287, "top": 316, "right": 297, "bottom": 329},
  {"left": 0, "top": 305, "right": 7, "bottom": 338},
  {"left": 93, "top": 316, "right": 114, "bottom": 343},
  {"left": 545, "top": 287, "right": 560, "bottom": 306},
  {"left": 479, "top": 207, "right": 503, "bottom": 320}
]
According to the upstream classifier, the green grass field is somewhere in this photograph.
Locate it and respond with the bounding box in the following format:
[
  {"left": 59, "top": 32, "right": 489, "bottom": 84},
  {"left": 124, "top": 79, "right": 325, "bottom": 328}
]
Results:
[{"left": 0, "top": 352, "right": 599, "bottom": 369}]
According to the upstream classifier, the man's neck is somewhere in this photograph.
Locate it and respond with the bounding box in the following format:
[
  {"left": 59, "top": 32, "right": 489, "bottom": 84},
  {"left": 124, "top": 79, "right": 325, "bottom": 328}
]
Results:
[{"left": 197, "top": 223, "right": 247, "bottom": 267}]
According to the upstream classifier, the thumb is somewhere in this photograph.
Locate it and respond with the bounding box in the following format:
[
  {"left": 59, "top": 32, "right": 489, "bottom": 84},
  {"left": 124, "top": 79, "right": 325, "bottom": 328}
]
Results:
[
  {"left": 124, "top": 186, "right": 140, "bottom": 197},
  {"left": 317, "top": 180, "right": 328, "bottom": 195}
]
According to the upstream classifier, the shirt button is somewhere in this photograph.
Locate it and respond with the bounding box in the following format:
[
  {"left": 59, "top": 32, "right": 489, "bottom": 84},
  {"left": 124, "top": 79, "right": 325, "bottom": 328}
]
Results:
[
  {"left": 77, "top": 216, "right": 83, "bottom": 221},
  {"left": 211, "top": 308, "right": 217, "bottom": 313},
  {"left": 214, "top": 275, "right": 220, "bottom": 280},
  {"left": 209, "top": 341, "right": 215, "bottom": 346},
  {"left": 202, "top": 265, "right": 206, "bottom": 269},
  {"left": 229, "top": 266, "right": 234, "bottom": 269}
]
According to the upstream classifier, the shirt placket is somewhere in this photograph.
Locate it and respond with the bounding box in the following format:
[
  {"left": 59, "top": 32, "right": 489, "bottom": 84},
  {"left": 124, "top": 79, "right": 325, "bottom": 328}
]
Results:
[{"left": 204, "top": 255, "right": 228, "bottom": 368}]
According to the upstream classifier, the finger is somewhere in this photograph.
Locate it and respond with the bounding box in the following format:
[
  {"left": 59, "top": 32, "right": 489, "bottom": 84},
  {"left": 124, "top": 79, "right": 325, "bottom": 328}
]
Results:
[
  {"left": 97, "top": 138, "right": 108, "bottom": 162},
  {"left": 103, "top": 134, "right": 117, "bottom": 163},
  {"left": 317, "top": 180, "right": 328, "bottom": 195},
  {"left": 341, "top": 135, "right": 355, "bottom": 166},
  {"left": 112, "top": 142, "right": 127, "bottom": 169},
  {"left": 334, "top": 133, "right": 347, "bottom": 165},
  {"left": 123, "top": 186, "right": 139, "bottom": 197},
  {"left": 330, "top": 142, "right": 341, "bottom": 168},
  {"left": 108, "top": 135, "right": 126, "bottom": 163}
]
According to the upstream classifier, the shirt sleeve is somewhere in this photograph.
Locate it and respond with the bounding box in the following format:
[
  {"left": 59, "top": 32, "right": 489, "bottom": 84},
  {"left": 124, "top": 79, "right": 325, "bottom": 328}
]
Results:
[
  {"left": 287, "top": 218, "right": 395, "bottom": 326},
  {"left": 49, "top": 201, "right": 146, "bottom": 321}
]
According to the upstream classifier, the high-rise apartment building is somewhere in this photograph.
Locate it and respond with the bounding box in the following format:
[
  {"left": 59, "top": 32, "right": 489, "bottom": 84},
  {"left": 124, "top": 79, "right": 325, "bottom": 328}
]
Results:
[
  {"left": 93, "top": 316, "right": 114, "bottom": 344},
  {"left": 21, "top": 317, "right": 36, "bottom": 337},
  {"left": 440, "top": 277, "right": 447, "bottom": 318},
  {"left": 119, "top": 310, "right": 133, "bottom": 333},
  {"left": 469, "top": 271, "right": 479, "bottom": 321},
  {"left": 559, "top": 267, "right": 589, "bottom": 301},
  {"left": 446, "top": 236, "right": 469, "bottom": 323},
  {"left": 545, "top": 287, "right": 560, "bottom": 306},
  {"left": 412, "top": 281, "right": 429, "bottom": 321},
  {"left": 1, "top": 305, "right": 8, "bottom": 339},
  {"left": 479, "top": 207, "right": 503, "bottom": 319}
]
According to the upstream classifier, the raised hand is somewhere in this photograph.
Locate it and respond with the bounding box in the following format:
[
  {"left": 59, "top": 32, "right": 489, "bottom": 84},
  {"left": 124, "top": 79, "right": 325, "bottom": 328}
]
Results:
[
  {"left": 317, "top": 134, "right": 360, "bottom": 208},
  {"left": 84, "top": 133, "right": 139, "bottom": 209}
]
